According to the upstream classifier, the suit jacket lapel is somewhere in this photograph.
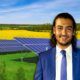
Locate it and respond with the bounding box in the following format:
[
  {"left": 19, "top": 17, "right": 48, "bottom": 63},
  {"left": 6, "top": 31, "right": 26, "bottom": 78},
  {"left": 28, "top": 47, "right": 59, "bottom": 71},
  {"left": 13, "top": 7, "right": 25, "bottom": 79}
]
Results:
[{"left": 48, "top": 47, "right": 56, "bottom": 80}]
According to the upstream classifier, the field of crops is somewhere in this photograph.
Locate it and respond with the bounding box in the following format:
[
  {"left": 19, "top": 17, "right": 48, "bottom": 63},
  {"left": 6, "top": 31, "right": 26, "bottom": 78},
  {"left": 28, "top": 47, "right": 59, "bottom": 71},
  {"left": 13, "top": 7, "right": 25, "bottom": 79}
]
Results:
[
  {"left": 0, "top": 30, "right": 50, "bottom": 39},
  {"left": 0, "top": 30, "right": 80, "bottom": 40}
]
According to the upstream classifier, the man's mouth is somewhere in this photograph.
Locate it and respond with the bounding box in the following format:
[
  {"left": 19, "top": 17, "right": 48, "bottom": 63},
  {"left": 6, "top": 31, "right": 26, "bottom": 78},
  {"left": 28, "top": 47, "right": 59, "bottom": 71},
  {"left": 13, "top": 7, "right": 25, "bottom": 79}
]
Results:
[
  {"left": 61, "top": 37, "right": 67, "bottom": 41},
  {"left": 59, "top": 36, "right": 68, "bottom": 41},
  {"left": 59, "top": 35, "right": 68, "bottom": 38}
]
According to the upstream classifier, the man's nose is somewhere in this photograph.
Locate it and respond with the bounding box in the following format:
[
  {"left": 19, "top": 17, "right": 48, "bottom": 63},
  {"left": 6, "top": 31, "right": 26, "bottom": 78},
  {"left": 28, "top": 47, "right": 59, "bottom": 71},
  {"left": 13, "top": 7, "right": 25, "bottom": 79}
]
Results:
[{"left": 62, "top": 29, "right": 67, "bottom": 35}]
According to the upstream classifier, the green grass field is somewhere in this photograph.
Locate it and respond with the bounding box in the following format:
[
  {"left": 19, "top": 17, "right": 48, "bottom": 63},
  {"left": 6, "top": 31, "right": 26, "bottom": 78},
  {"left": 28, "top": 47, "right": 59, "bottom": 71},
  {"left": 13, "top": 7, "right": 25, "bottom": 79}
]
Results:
[{"left": 0, "top": 51, "right": 38, "bottom": 80}]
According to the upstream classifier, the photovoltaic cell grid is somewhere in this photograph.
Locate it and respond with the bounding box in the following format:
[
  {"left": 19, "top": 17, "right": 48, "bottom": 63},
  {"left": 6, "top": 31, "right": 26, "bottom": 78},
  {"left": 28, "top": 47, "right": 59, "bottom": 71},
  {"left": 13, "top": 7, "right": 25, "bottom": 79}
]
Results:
[
  {"left": 24, "top": 44, "right": 51, "bottom": 53},
  {"left": 15, "top": 38, "right": 52, "bottom": 53},
  {"left": 0, "top": 40, "right": 27, "bottom": 53},
  {"left": 0, "top": 40, "right": 22, "bottom": 46},
  {"left": 15, "top": 38, "right": 50, "bottom": 45},
  {"left": 0, "top": 46, "right": 26, "bottom": 52}
]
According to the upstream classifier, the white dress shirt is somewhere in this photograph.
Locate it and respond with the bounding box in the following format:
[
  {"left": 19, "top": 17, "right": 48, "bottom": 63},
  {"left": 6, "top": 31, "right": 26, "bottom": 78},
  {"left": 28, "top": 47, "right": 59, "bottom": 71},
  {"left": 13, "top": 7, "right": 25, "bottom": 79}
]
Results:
[{"left": 56, "top": 45, "right": 73, "bottom": 80}]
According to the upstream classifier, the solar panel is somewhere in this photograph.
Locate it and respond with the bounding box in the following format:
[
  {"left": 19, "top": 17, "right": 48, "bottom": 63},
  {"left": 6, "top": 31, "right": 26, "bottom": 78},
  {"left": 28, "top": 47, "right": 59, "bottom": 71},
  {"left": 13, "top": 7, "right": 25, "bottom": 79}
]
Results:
[
  {"left": 24, "top": 44, "right": 51, "bottom": 53},
  {"left": 15, "top": 38, "right": 51, "bottom": 53},
  {"left": 0, "top": 46, "right": 26, "bottom": 52},
  {"left": 15, "top": 38, "right": 50, "bottom": 44},
  {"left": 0, "top": 40, "right": 27, "bottom": 53}
]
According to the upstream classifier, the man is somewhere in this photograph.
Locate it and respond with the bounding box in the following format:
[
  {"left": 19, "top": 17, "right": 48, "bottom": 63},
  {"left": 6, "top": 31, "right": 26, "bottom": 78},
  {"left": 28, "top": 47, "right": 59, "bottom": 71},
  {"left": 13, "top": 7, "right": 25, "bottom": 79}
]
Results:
[{"left": 34, "top": 13, "right": 80, "bottom": 80}]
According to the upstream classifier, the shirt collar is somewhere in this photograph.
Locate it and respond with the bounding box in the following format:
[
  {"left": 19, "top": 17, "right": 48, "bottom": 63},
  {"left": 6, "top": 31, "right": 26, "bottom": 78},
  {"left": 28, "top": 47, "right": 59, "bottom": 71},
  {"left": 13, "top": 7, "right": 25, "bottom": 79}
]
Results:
[
  {"left": 64, "top": 44, "right": 72, "bottom": 57},
  {"left": 56, "top": 44, "right": 72, "bottom": 57}
]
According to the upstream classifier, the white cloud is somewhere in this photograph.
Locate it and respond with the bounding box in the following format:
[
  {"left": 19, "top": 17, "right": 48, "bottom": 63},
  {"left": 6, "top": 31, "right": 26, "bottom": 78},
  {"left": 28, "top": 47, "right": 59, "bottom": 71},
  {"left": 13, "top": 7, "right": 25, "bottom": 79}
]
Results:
[
  {"left": 0, "top": 0, "right": 80, "bottom": 14},
  {"left": 0, "top": 0, "right": 80, "bottom": 24}
]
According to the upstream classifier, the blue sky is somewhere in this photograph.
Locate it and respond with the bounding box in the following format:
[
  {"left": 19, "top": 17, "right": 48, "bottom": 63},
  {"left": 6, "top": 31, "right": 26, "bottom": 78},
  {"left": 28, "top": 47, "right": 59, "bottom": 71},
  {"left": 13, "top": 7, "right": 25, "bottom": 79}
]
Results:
[{"left": 0, "top": 0, "right": 80, "bottom": 24}]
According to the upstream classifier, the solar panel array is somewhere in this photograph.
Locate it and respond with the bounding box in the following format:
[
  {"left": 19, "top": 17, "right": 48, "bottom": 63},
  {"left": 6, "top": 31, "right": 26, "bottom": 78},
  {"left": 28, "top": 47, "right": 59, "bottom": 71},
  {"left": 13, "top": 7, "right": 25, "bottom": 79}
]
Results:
[
  {"left": 0, "top": 40, "right": 27, "bottom": 53},
  {"left": 24, "top": 45, "right": 51, "bottom": 53},
  {"left": 15, "top": 38, "right": 50, "bottom": 44},
  {"left": 15, "top": 38, "right": 51, "bottom": 53},
  {"left": 0, "top": 38, "right": 51, "bottom": 53}
]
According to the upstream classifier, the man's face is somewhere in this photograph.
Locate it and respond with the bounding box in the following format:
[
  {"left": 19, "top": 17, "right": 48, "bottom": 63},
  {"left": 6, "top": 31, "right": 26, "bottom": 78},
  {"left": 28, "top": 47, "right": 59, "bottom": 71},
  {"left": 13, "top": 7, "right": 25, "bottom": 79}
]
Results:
[{"left": 53, "top": 18, "right": 74, "bottom": 46}]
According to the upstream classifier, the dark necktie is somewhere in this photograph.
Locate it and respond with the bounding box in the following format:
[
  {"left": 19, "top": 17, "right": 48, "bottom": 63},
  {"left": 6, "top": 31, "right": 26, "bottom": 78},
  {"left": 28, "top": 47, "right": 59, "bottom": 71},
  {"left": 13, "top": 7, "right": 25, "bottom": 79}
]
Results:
[{"left": 60, "top": 50, "right": 67, "bottom": 80}]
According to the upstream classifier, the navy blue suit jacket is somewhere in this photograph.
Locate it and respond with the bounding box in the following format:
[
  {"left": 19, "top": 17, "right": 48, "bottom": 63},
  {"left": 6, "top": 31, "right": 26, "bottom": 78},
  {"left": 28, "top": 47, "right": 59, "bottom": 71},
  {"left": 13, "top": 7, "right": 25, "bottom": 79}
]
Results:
[{"left": 34, "top": 47, "right": 80, "bottom": 80}]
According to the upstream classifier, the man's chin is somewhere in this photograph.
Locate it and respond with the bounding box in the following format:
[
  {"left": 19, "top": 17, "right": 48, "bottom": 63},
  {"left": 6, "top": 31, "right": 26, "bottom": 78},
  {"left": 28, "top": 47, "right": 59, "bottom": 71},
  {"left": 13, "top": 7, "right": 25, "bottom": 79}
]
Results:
[{"left": 58, "top": 42, "right": 71, "bottom": 46}]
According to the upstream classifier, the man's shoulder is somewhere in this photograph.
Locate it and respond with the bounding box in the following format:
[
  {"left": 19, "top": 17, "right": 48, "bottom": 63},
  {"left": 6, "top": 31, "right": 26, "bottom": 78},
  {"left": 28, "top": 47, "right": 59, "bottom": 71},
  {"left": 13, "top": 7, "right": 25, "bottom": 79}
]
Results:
[
  {"left": 73, "top": 47, "right": 80, "bottom": 55},
  {"left": 38, "top": 47, "right": 56, "bottom": 57}
]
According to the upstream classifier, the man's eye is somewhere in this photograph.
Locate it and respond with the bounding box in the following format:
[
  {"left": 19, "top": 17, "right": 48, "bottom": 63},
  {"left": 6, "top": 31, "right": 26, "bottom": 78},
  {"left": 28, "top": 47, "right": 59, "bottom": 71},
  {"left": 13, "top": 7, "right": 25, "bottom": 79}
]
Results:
[
  {"left": 67, "top": 28, "right": 72, "bottom": 31},
  {"left": 58, "top": 27, "right": 62, "bottom": 29}
]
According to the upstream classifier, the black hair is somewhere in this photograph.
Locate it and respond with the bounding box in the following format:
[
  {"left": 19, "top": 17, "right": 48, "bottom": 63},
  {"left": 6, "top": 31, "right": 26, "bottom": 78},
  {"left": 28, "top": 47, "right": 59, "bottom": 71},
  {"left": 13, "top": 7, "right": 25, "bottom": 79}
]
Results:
[{"left": 50, "top": 12, "right": 77, "bottom": 48}]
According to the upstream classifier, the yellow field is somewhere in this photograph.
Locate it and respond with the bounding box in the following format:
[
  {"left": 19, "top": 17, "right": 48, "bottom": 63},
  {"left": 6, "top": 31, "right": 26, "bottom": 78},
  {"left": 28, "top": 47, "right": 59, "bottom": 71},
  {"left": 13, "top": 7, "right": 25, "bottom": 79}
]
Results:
[
  {"left": 0, "top": 30, "right": 51, "bottom": 40},
  {"left": 0, "top": 30, "right": 80, "bottom": 40}
]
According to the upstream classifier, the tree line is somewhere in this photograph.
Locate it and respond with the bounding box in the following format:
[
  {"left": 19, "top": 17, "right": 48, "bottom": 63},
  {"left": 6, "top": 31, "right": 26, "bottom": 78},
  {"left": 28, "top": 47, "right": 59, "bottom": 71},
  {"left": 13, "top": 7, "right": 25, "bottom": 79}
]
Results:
[{"left": 0, "top": 23, "right": 80, "bottom": 31}]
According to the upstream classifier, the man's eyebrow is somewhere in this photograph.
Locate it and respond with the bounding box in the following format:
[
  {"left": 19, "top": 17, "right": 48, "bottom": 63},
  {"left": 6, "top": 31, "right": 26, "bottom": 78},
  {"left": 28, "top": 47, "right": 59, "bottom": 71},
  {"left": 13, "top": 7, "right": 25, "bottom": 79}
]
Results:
[
  {"left": 66, "top": 26, "right": 73, "bottom": 28},
  {"left": 56, "top": 25, "right": 63, "bottom": 27}
]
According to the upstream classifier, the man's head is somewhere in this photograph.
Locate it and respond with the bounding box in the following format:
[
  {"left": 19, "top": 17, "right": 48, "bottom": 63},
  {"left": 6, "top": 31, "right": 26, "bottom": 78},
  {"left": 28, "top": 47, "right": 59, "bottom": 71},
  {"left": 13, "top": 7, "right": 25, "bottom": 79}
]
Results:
[{"left": 51, "top": 13, "right": 76, "bottom": 48}]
